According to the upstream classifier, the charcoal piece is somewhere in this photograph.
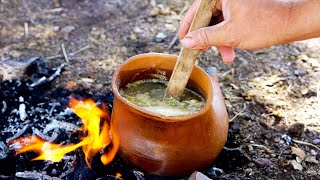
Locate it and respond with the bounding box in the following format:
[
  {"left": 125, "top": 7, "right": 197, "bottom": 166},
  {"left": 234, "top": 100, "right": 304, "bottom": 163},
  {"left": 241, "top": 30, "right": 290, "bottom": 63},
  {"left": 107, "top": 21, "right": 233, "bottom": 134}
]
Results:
[
  {"left": 288, "top": 123, "right": 305, "bottom": 136},
  {"left": 0, "top": 156, "right": 16, "bottom": 177},
  {"left": 25, "top": 57, "right": 50, "bottom": 79}
]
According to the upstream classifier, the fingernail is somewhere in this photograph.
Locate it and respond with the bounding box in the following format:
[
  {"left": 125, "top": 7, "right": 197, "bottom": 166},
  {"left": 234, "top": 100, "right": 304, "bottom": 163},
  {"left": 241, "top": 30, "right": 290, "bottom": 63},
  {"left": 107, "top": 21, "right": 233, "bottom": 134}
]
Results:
[
  {"left": 181, "top": 37, "right": 196, "bottom": 48},
  {"left": 206, "top": 67, "right": 217, "bottom": 75}
]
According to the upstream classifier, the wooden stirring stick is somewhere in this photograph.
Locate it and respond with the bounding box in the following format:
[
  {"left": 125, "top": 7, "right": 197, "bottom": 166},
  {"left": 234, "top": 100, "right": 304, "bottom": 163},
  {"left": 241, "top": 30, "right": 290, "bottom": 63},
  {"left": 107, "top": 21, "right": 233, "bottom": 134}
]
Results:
[{"left": 165, "top": 0, "right": 216, "bottom": 99}]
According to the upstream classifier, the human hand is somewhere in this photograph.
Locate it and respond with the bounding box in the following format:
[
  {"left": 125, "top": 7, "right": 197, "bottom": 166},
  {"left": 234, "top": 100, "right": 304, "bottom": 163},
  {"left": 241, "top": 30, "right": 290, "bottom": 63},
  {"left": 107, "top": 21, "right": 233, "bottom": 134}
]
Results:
[{"left": 178, "top": 0, "right": 294, "bottom": 63}]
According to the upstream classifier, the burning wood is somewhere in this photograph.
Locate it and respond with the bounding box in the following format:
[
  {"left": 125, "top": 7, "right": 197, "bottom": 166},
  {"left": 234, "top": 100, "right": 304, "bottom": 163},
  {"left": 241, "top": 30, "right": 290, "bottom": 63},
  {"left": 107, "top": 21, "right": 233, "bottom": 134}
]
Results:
[{"left": 9, "top": 98, "right": 119, "bottom": 167}]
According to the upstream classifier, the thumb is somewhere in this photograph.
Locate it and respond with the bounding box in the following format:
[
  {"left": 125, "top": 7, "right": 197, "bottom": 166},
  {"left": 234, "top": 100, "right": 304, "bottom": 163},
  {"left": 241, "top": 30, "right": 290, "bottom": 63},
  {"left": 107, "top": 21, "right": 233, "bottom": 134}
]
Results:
[
  {"left": 181, "top": 22, "right": 229, "bottom": 49},
  {"left": 182, "top": 22, "right": 236, "bottom": 63}
]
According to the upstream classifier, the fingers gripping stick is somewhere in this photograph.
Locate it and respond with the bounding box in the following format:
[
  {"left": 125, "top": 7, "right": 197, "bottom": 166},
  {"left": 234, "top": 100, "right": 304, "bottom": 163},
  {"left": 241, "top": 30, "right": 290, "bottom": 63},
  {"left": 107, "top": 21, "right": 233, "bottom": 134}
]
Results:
[{"left": 165, "top": 0, "right": 217, "bottom": 99}]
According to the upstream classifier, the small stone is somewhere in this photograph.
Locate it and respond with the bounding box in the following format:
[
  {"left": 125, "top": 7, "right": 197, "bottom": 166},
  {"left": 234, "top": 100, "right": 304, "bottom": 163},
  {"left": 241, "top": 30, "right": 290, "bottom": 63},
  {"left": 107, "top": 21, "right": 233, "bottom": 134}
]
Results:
[
  {"left": 253, "top": 158, "right": 272, "bottom": 167},
  {"left": 150, "top": 7, "right": 160, "bottom": 16},
  {"left": 312, "top": 138, "right": 320, "bottom": 145},
  {"left": 81, "top": 78, "right": 95, "bottom": 83},
  {"left": 299, "top": 54, "right": 309, "bottom": 61},
  {"left": 247, "top": 145, "right": 253, "bottom": 151},
  {"left": 288, "top": 123, "right": 305, "bottom": 136},
  {"left": 81, "top": 82, "right": 92, "bottom": 89},
  {"left": 310, "top": 149, "right": 317, "bottom": 156},
  {"left": 61, "top": 25, "right": 75, "bottom": 34},
  {"left": 188, "top": 171, "right": 211, "bottom": 180},
  {"left": 300, "top": 87, "right": 309, "bottom": 95},
  {"left": 159, "top": 7, "right": 171, "bottom": 15},
  {"left": 66, "top": 81, "right": 77, "bottom": 90},
  {"left": 155, "top": 32, "right": 167, "bottom": 43},
  {"left": 133, "top": 27, "right": 143, "bottom": 34},
  {"left": 274, "top": 137, "right": 281, "bottom": 143}
]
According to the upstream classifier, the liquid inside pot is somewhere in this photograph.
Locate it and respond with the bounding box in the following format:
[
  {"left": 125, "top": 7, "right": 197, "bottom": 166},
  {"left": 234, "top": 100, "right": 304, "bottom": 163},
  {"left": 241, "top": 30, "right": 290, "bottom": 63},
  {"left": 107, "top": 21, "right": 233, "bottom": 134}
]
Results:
[{"left": 119, "top": 79, "right": 205, "bottom": 116}]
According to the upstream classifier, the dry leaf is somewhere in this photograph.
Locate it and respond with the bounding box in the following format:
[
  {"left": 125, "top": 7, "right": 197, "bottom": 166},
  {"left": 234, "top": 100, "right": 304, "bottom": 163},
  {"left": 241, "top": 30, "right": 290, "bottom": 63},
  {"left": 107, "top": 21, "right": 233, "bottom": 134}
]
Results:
[
  {"left": 291, "top": 146, "right": 306, "bottom": 160},
  {"left": 290, "top": 160, "right": 303, "bottom": 171},
  {"left": 305, "top": 156, "right": 319, "bottom": 164}
]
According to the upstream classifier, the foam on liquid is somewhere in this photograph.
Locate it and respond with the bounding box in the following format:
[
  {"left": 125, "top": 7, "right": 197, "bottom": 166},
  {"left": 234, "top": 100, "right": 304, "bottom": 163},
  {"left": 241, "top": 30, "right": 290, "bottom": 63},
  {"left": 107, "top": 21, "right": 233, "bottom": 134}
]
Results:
[{"left": 120, "top": 79, "right": 205, "bottom": 116}]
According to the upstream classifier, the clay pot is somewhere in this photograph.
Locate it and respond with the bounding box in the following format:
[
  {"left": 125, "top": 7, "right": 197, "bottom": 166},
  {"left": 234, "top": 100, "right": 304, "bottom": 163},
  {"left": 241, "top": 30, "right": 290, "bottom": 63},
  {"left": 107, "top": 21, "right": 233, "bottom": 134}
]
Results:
[{"left": 111, "top": 53, "right": 228, "bottom": 176}]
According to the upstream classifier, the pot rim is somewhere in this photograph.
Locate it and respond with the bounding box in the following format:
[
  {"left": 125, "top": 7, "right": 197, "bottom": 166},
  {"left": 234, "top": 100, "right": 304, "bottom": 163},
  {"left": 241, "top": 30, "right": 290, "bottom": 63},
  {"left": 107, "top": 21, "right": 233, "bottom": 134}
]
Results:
[{"left": 111, "top": 52, "right": 213, "bottom": 122}]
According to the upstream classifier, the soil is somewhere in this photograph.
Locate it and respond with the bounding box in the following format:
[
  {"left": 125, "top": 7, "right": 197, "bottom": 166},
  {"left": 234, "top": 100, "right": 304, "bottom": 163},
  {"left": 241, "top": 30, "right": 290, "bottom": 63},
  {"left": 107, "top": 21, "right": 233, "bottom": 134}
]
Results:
[{"left": 0, "top": 0, "right": 319, "bottom": 179}]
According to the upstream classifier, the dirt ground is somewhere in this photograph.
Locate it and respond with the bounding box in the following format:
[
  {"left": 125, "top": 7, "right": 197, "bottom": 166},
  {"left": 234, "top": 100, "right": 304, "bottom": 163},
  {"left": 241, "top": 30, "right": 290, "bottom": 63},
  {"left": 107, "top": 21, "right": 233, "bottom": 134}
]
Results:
[{"left": 1, "top": 0, "right": 319, "bottom": 179}]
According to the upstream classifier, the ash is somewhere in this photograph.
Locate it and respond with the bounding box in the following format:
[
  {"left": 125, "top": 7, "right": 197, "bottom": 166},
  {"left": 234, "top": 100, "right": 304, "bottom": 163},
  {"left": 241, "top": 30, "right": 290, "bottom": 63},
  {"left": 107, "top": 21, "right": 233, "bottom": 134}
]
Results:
[{"left": 0, "top": 58, "right": 246, "bottom": 180}]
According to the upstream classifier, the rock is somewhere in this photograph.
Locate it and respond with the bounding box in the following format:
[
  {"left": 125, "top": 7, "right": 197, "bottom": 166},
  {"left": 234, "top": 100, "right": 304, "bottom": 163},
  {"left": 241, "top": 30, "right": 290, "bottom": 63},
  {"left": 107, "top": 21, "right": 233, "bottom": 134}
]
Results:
[
  {"left": 150, "top": 7, "right": 160, "bottom": 16},
  {"left": 291, "top": 146, "right": 306, "bottom": 160},
  {"left": 298, "top": 54, "right": 309, "bottom": 61},
  {"left": 274, "top": 137, "right": 281, "bottom": 143},
  {"left": 300, "top": 86, "right": 309, "bottom": 95},
  {"left": 133, "top": 27, "right": 143, "bottom": 34},
  {"left": 312, "top": 138, "right": 320, "bottom": 145},
  {"left": 188, "top": 171, "right": 212, "bottom": 180},
  {"left": 66, "top": 81, "right": 77, "bottom": 90},
  {"left": 155, "top": 32, "right": 167, "bottom": 43},
  {"left": 253, "top": 158, "right": 272, "bottom": 167},
  {"left": 288, "top": 123, "right": 305, "bottom": 136},
  {"left": 81, "top": 78, "right": 95, "bottom": 83},
  {"left": 61, "top": 25, "right": 75, "bottom": 39},
  {"left": 290, "top": 160, "right": 303, "bottom": 171},
  {"left": 159, "top": 7, "right": 171, "bottom": 15}
]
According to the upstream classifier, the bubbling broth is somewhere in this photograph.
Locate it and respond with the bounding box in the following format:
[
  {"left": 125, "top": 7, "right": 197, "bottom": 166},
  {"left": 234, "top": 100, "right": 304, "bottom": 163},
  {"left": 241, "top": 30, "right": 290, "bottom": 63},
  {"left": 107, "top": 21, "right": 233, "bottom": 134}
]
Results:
[{"left": 119, "top": 79, "right": 206, "bottom": 116}]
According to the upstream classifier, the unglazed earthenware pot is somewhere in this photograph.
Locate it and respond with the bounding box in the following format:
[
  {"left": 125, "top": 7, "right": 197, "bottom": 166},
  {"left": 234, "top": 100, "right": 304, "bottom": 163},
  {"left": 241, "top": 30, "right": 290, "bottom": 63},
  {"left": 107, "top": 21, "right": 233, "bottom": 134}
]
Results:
[{"left": 111, "top": 53, "right": 228, "bottom": 176}]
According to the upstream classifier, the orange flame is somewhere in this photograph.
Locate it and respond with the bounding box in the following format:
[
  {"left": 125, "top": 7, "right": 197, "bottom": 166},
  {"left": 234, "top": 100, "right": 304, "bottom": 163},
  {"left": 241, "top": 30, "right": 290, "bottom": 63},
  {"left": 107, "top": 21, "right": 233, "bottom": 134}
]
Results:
[
  {"left": 115, "top": 172, "right": 122, "bottom": 179},
  {"left": 10, "top": 98, "right": 119, "bottom": 167}
]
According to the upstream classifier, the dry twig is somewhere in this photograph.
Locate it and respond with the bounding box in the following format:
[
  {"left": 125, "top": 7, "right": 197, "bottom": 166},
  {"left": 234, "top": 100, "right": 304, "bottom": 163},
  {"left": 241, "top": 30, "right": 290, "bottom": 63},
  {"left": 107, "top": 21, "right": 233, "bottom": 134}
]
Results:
[
  {"left": 45, "top": 44, "right": 91, "bottom": 61},
  {"left": 229, "top": 103, "right": 246, "bottom": 122},
  {"left": 292, "top": 139, "right": 320, "bottom": 151},
  {"left": 61, "top": 43, "right": 69, "bottom": 63},
  {"left": 168, "top": 35, "right": 179, "bottom": 50},
  {"left": 24, "top": 22, "right": 28, "bottom": 37}
]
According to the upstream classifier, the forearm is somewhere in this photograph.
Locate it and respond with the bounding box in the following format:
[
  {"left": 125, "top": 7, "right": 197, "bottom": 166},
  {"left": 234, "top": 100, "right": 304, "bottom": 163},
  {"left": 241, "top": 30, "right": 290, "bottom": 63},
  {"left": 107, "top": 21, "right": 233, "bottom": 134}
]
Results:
[{"left": 280, "top": 0, "right": 320, "bottom": 43}]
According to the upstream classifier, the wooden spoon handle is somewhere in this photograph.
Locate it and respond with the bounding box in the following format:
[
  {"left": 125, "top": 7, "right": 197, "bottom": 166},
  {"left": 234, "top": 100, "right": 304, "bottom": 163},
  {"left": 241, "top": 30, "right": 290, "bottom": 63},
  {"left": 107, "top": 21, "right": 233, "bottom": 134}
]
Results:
[{"left": 166, "top": 0, "right": 217, "bottom": 99}]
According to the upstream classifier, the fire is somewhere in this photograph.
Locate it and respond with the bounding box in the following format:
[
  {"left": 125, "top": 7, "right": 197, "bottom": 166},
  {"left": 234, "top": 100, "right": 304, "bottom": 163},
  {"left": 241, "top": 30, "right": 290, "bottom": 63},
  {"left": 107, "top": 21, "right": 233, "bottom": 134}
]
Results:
[{"left": 10, "top": 98, "right": 119, "bottom": 167}]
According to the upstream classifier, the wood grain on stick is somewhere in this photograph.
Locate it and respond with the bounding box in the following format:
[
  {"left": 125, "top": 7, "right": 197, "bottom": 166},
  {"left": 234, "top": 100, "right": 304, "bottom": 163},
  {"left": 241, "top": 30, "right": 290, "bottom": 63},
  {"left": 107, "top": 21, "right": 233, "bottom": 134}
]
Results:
[{"left": 165, "top": 0, "right": 216, "bottom": 99}]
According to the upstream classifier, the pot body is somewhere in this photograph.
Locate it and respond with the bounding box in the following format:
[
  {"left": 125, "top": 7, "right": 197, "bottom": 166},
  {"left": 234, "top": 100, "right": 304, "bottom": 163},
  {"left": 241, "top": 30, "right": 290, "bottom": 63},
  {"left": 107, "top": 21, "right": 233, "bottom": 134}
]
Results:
[{"left": 111, "top": 53, "right": 228, "bottom": 176}]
